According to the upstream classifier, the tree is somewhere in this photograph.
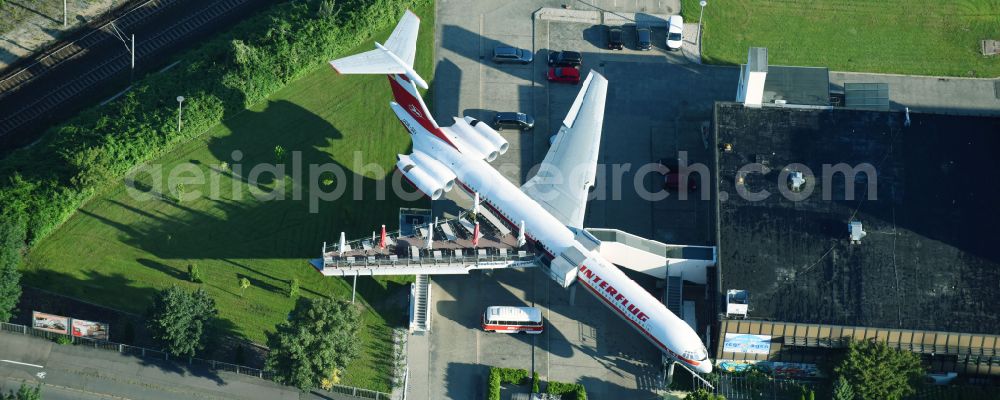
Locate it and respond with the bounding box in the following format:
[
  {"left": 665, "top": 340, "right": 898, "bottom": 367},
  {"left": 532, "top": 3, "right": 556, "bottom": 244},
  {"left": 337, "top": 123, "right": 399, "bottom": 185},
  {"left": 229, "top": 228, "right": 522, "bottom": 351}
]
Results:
[
  {"left": 3, "top": 383, "right": 40, "bottom": 400},
  {"left": 0, "top": 211, "right": 26, "bottom": 323},
  {"left": 835, "top": 340, "right": 925, "bottom": 400},
  {"left": 147, "top": 286, "right": 218, "bottom": 358},
  {"left": 832, "top": 376, "right": 855, "bottom": 400},
  {"left": 239, "top": 277, "right": 251, "bottom": 296},
  {"left": 265, "top": 298, "right": 361, "bottom": 390}
]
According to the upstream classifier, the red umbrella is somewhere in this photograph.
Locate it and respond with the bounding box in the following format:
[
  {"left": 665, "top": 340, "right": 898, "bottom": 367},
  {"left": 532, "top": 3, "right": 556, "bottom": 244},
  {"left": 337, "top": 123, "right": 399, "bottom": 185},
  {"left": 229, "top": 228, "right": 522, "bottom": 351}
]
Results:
[
  {"left": 379, "top": 224, "right": 387, "bottom": 249},
  {"left": 472, "top": 221, "right": 480, "bottom": 247}
]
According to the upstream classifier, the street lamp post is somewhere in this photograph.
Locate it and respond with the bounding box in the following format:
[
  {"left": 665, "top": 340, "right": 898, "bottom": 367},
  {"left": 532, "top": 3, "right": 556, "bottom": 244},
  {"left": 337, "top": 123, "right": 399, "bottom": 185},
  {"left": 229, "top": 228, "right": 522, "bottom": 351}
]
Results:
[
  {"left": 698, "top": 1, "right": 708, "bottom": 45},
  {"left": 176, "top": 96, "right": 185, "bottom": 132}
]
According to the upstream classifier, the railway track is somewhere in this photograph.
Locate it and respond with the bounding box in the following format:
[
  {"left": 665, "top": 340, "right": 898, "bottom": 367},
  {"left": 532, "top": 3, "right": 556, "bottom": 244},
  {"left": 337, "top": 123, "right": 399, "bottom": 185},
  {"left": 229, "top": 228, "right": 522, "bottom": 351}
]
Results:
[
  {"left": 0, "top": 0, "right": 271, "bottom": 150},
  {"left": 0, "top": 0, "right": 173, "bottom": 98}
]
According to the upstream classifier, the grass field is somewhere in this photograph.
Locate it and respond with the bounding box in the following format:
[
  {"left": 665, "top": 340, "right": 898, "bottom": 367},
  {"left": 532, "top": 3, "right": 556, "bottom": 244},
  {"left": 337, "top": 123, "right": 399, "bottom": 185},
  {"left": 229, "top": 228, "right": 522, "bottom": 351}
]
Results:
[
  {"left": 20, "top": 4, "right": 435, "bottom": 392},
  {"left": 681, "top": 0, "right": 1000, "bottom": 77}
]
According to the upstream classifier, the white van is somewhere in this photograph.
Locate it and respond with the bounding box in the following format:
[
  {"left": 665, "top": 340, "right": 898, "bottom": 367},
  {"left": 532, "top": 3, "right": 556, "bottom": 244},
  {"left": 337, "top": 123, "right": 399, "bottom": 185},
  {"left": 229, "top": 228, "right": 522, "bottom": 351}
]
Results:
[{"left": 666, "top": 15, "right": 684, "bottom": 51}]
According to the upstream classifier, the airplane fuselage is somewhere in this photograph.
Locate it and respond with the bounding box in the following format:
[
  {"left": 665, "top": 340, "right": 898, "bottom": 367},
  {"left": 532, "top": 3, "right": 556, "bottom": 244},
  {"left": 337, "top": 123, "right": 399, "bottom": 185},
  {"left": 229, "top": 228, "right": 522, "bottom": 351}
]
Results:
[{"left": 386, "top": 73, "right": 713, "bottom": 374}]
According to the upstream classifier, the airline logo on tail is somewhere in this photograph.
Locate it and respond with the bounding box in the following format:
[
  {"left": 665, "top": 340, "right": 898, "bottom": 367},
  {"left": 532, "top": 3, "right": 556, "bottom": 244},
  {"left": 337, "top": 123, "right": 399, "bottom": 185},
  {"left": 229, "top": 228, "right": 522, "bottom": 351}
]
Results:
[{"left": 408, "top": 104, "right": 424, "bottom": 119}]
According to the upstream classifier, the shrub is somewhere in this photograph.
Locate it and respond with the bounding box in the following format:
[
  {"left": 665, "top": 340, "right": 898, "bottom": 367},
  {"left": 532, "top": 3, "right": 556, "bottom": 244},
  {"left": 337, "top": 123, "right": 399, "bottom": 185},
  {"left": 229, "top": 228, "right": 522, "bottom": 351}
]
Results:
[
  {"left": 687, "top": 389, "right": 726, "bottom": 400},
  {"left": 486, "top": 367, "right": 530, "bottom": 400},
  {"left": 187, "top": 263, "right": 202, "bottom": 283},
  {"left": 532, "top": 372, "right": 539, "bottom": 393},
  {"left": 54, "top": 335, "right": 72, "bottom": 345},
  {"left": 288, "top": 278, "right": 299, "bottom": 298},
  {"left": 0, "top": 210, "right": 26, "bottom": 322},
  {"left": 547, "top": 380, "right": 587, "bottom": 400},
  {"left": 487, "top": 371, "right": 500, "bottom": 400}
]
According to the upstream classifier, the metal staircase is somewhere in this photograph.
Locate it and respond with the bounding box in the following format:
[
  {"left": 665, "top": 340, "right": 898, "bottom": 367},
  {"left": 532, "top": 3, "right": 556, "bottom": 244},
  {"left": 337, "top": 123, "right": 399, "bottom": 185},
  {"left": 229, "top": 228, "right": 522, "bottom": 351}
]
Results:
[
  {"left": 665, "top": 276, "right": 683, "bottom": 318},
  {"left": 410, "top": 275, "right": 431, "bottom": 333}
]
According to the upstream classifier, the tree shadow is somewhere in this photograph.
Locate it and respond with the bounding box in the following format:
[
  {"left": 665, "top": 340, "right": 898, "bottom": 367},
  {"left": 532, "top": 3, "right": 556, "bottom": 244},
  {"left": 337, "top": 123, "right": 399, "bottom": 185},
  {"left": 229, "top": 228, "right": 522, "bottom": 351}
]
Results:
[
  {"left": 136, "top": 258, "right": 187, "bottom": 281},
  {"left": 445, "top": 362, "right": 488, "bottom": 400},
  {"left": 89, "top": 99, "right": 414, "bottom": 260}
]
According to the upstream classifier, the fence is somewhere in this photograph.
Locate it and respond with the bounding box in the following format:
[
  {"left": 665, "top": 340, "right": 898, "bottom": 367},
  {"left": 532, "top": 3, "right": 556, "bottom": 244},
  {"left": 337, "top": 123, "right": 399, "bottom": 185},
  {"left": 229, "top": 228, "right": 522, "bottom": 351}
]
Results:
[{"left": 0, "top": 321, "right": 393, "bottom": 399}]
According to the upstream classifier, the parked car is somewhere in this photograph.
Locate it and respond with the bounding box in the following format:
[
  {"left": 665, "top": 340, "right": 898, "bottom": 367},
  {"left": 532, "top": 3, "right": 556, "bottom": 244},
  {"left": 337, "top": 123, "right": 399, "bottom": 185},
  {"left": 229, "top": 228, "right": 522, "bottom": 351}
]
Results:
[
  {"left": 493, "top": 112, "right": 535, "bottom": 131},
  {"left": 492, "top": 46, "right": 533, "bottom": 64},
  {"left": 547, "top": 67, "right": 580, "bottom": 84},
  {"left": 607, "top": 26, "right": 624, "bottom": 50},
  {"left": 548, "top": 51, "right": 582, "bottom": 68},
  {"left": 666, "top": 15, "right": 684, "bottom": 51},
  {"left": 636, "top": 26, "right": 652, "bottom": 50},
  {"left": 658, "top": 158, "right": 699, "bottom": 191}
]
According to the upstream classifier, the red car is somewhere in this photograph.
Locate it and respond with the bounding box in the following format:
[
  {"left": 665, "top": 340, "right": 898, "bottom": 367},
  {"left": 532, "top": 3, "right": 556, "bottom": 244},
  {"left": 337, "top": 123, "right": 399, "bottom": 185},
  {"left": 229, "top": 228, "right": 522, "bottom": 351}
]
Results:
[
  {"left": 547, "top": 67, "right": 580, "bottom": 84},
  {"left": 659, "top": 158, "right": 700, "bottom": 192}
]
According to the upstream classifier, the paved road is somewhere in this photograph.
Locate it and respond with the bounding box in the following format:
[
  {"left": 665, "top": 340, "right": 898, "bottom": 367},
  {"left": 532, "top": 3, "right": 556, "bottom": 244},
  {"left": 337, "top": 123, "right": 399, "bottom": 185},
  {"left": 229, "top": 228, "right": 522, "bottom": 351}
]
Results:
[{"left": 0, "top": 332, "right": 347, "bottom": 400}]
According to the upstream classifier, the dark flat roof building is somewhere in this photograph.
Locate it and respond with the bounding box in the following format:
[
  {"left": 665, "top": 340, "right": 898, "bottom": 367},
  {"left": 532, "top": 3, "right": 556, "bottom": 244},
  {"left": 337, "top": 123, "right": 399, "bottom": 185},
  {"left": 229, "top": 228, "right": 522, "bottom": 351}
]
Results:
[{"left": 714, "top": 103, "right": 1000, "bottom": 335}]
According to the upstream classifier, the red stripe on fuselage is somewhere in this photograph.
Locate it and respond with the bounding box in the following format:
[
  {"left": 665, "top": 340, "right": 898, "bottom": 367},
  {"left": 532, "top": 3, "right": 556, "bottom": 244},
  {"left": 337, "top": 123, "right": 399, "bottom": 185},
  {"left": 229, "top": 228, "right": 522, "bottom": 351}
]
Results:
[
  {"left": 575, "top": 275, "right": 701, "bottom": 368},
  {"left": 386, "top": 74, "right": 457, "bottom": 148}
]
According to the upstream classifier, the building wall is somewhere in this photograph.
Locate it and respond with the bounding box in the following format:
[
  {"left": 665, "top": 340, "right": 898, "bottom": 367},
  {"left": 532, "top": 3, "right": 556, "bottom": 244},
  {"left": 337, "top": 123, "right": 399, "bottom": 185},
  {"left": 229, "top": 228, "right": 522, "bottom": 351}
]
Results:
[{"left": 717, "top": 319, "right": 1000, "bottom": 376}]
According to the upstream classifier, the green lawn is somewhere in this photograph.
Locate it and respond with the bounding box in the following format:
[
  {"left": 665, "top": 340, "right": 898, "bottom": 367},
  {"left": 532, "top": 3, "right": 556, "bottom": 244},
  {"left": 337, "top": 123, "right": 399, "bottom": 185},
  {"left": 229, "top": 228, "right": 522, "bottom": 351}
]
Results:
[
  {"left": 682, "top": 0, "right": 1000, "bottom": 77},
  {"left": 21, "top": 4, "right": 435, "bottom": 392}
]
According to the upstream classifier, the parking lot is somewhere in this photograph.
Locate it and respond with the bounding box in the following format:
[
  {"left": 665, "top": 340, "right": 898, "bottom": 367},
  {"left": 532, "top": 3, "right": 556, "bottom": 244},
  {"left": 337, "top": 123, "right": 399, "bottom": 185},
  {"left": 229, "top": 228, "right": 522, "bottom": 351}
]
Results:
[{"left": 411, "top": 0, "right": 738, "bottom": 399}]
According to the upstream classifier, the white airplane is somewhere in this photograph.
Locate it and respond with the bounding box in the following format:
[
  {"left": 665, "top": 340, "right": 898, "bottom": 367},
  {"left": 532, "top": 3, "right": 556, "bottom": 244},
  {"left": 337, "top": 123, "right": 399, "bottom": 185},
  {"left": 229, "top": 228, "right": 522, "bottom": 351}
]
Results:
[{"left": 330, "top": 10, "right": 712, "bottom": 374}]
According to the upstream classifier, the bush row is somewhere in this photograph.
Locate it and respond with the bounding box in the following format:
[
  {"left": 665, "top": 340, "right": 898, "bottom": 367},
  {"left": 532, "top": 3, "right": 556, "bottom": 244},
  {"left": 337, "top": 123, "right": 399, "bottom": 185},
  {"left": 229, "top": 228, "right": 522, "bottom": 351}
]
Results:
[
  {"left": 485, "top": 367, "right": 587, "bottom": 400},
  {"left": 0, "top": 0, "right": 425, "bottom": 247},
  {"left": 487, "top": 367, "right": 530, "bottom": 400},
  {"left": 547, "top": 380, "right": 588, "bottom": 400}
]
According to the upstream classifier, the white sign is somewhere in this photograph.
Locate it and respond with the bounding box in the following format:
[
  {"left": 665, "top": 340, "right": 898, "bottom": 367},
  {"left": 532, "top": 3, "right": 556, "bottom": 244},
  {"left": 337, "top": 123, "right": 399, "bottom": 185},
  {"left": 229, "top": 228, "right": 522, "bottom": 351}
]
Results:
[{"left": 723, "top": 333, "right": 772, "bottom": 354}]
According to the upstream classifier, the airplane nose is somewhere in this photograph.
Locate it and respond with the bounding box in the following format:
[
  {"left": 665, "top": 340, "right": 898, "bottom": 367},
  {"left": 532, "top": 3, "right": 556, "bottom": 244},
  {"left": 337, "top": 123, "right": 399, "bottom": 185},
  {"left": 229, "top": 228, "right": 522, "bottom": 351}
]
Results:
[{"left": 697, "top": 361, "right": 713, "bottom": 374}]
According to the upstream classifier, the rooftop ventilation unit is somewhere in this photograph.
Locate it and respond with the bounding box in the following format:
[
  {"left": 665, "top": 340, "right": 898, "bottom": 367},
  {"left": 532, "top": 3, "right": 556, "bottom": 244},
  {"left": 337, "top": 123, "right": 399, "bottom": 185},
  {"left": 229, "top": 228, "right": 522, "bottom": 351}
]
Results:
[
  {"left": 848, "top": 221, "right": 866, "bottom": 244},
  {"left": 789, "top": 171, "right": 805, "bottom": 192}
]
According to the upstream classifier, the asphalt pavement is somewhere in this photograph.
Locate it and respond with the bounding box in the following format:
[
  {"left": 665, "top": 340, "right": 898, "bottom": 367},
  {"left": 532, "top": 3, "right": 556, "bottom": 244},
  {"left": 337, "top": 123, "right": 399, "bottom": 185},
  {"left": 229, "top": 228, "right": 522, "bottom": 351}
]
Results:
[{"left": 0, "top": 331, "right": 308, "bottom": 400}]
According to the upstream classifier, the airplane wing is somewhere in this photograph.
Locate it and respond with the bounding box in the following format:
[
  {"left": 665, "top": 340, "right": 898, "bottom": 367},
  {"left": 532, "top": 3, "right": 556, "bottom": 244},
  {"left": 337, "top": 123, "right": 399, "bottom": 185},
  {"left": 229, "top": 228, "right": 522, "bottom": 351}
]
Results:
[{"left": 522, "top": 71, "right": 608, "bottom": 228}]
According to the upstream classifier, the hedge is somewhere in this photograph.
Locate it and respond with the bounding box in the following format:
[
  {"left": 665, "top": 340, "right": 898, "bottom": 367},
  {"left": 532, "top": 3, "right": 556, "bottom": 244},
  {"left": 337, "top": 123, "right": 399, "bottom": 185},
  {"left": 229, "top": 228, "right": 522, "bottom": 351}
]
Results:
[
  {"left": 487, "top": 367, "right": 530, "bottom": 400},
  {"left": 0, "top": 0, "right": 426, "bottom": 247},
  {"left": 547, "top": 380, "right": 588, "bottom": 400}
]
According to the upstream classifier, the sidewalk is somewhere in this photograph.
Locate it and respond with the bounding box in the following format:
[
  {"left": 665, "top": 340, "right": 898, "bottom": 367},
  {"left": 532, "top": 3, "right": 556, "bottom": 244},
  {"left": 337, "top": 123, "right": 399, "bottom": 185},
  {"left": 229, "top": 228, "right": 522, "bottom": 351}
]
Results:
[{"left": 0, "top": 0, "right": 121, "bottom": 70}]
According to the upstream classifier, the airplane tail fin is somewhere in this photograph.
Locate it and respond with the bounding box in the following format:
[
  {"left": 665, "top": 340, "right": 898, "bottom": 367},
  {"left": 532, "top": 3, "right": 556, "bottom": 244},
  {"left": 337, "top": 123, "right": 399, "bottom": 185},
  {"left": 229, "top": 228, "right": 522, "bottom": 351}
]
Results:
[{"left": 329, "top": 10, "right": 427, "bottom": 89}]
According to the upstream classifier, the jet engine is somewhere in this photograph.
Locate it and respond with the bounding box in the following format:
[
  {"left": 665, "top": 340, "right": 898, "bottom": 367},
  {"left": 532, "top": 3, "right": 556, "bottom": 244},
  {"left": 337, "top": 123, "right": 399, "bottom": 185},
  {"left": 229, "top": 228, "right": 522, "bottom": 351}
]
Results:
[
  {"left": 396, "top": 153, "right": 456, "bottom": 200},
  {"left": 450, "top": 117, "right": 500, "bottom": 162},
  {"left": 464, "top": 116, "right": 510, "bottom": 155}
]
